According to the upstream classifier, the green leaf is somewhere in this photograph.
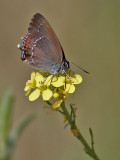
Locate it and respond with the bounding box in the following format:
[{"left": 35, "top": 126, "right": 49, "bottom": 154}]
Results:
[
  {"left": 89, "top": 128, "right": 94, "bottom": 151},
  {"left": 0, "top": 89, "right": 14, "bottom": 153},
  {"left": 5, "top": 113, "right": 36, "bottom": 159}
]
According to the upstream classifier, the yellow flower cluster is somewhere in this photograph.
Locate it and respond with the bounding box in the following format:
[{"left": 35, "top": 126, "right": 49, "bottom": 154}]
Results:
[{"left": 24, "top": 71, "right": 82, "bottom": 108}]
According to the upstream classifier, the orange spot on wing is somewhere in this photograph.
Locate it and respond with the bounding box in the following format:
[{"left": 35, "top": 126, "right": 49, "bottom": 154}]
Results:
[
  {"left": 25, "top": 45, "right": 29, "bottom": 49},
  {"left": 27, "top": 40, "right": 30, "bottom": 43},
  {"left": 25, "top": 58, "right": 28, "bottom": 61},
  {"left": 29, "top": 35, "right": 34, "bottom": 39}
]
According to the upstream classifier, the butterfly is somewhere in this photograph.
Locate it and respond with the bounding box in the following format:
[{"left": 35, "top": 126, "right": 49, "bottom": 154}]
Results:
[{"left": 17, "top": 13, "right": 90, "bottom": 75}]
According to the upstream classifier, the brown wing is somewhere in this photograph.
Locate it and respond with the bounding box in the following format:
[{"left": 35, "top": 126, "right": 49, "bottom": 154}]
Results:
[{"left": 21, "top": 13, "right": 63, "bottom": 71}]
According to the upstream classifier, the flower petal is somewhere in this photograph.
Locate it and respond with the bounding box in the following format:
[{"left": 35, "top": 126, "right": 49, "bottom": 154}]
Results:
[
  {"left": 25, "top": 87, "right": 32, "bottom": 96},
  {"left": 42, "top": 89, "right": 53, "bottom": 101},
  {"left": 24, "top": 85, "right": 30, "bottom": 91},
  {"left": 72, "top": 75, "right": 82, "bottom": 84},
  {"left": 26, "top": 80, "right": 32, "bottom": 84},
  {"left": 35, "top": 74, "right": 44, "bottom": 87},
  {"left": 29, "top": 89, "right": 40, "bottom": 101},
  {"left": 52, "top": 99, "right": 63, "bottom": 109},
  {"left": 65, "top": 84, "right": 75, "bottom": 93},
  {"left": 44, "top": 75, "right": 53, "bottom": 86},
  {"left": 31, "top": 72, "right": 36, "bottom": 82},
  {"left": 52, "top": 76, "right": 65, "bottom": 87}
]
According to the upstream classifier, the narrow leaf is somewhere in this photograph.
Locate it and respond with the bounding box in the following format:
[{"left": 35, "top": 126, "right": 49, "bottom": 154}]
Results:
[
  {"left": 6, "top": 113, "right": 36, "bottom": 159},
  {"left": 89, "top": 128, "right": 94, "bottom": 151},
  {"left": 0, "top": 89, "right": 14, "bottom": 143}
]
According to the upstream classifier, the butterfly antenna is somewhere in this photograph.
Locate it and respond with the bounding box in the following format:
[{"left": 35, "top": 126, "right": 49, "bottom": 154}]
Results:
[{"left": 70, "top": 61, "right": 92, "bottom": 75}]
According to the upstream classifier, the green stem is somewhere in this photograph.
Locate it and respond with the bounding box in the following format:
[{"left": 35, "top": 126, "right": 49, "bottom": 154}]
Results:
[{"left": 60, "top": 102, "right": 100, "bottom": 160}]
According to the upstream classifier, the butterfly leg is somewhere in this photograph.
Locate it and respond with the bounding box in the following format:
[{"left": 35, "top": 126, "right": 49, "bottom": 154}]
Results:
[
  {"left": 42, "top": 72, "right": 49, "bottom": 84},
  {"left": 63, "top": 69, "right": 69, "bottom": 78},
  {"left": 50, "top": 74, "right": 55, "bottom": 85}
]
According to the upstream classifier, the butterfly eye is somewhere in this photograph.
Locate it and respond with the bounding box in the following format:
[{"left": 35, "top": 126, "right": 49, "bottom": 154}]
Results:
[{"left": 63, "top": 60, "right": 70, "bottom": 69}]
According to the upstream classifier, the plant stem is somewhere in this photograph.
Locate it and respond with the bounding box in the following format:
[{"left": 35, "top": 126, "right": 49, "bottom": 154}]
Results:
[{"left": 60, "top": 102, "right": 100, "bottom": 160}]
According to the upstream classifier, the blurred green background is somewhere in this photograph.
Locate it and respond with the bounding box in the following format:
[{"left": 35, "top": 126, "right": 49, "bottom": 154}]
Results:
[{"left": 0, "top": 0, "right": 120, "bottom": 160}]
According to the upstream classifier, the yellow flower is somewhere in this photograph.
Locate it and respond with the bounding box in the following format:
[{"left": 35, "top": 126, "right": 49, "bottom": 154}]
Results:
[
  {"left": 64, "top": 74, "right": 82, "bottom": 94},
  {"left": 52, "top": 100, "right": 63, "bottom": 109},
  {"left": 24, "top": 71, "right": 82, "bottom": 108},
  {"left": 51, "top": 74, "right": 82, "bottom": 109},
  {"left": 24, "top": 72, "right": 36, "bottom": 96},
  {"left": 28, "top": 73, "right": 53, "bottom": 101}
]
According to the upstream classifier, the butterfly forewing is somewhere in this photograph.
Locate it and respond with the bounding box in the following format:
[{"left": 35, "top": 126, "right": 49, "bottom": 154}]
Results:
[{"left": 22, "top": 13, "right": 63, "bottom": 71}]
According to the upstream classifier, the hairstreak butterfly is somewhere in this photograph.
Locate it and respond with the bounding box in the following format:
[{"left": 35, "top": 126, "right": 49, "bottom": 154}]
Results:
[{"left": 17, "top": 13, "right": 90, "bottom": 75}]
